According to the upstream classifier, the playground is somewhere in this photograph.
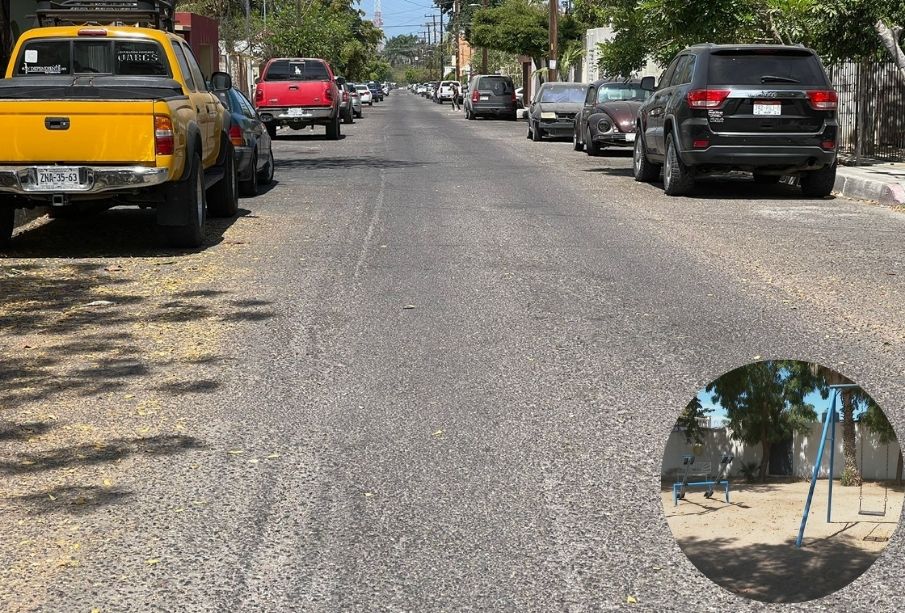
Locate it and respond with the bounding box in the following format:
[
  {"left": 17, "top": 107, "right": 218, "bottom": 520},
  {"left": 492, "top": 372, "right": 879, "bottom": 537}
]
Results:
[{"left": 661, "top": 479, "right": 904, "bottom": 602}]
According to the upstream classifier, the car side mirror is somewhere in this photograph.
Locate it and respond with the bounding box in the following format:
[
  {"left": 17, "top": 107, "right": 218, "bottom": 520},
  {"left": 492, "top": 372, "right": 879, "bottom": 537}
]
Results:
[
  {"left": 640, "top": 76, "right": 655, "bottom": 91},
  {"left": 211, "top": 71, "right": 232, "bottom": 91}
]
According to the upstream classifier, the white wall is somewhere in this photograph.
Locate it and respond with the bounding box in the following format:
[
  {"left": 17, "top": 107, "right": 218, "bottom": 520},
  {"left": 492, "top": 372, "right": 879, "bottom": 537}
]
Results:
[
  {"left": 663, "top": 422, "right": 901, "bottom": 481},
  {"left": 583, "top": 27, "right": 662, "bottom": 83}
]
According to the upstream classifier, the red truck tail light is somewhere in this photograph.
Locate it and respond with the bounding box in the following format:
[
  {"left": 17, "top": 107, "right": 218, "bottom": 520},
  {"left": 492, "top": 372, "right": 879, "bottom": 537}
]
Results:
[
  {"left": 324, "top": 86, "right": 334, "bottom": 102},
  {"left": 687, "top": 89, "right": 730, "bottom": 109},
  {"left": 254, "top": 87, "right": 264, "bottom": 105},
  {"left": 807, "top": 90, "right": 838, "bottom": 110},
  {"left": 229, "top": 124, "right": 245, "bottom": 147},
  {"left": 471, "top": 89, "right": 479, "bottom": 103},
  {"left": 154, "top": 115, "right": 174, "bottom": 156}
]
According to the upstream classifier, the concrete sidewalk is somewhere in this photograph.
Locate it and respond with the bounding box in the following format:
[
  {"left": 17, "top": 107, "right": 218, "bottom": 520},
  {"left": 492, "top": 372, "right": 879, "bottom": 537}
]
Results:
[{"left": 834, "top": 160, "right": 905, "bottom": 205}]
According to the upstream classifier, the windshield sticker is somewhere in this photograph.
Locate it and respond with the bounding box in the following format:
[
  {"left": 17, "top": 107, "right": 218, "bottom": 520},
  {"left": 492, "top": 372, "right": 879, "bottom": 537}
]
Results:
[
  {"left": 22, "top": 64, "right": 67, "bottom": 75},
  {"left": 24, "top": 49, "right": 38, "bottom": 63},
  {"left": 117, "top": 50, "right": 159, "bottom": 63}
]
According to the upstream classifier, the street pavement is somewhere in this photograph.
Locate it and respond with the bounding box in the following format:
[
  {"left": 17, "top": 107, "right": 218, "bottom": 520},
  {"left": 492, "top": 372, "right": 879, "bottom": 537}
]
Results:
[{"left": 1, "top": 91, "right": 904, "bottom": 612}]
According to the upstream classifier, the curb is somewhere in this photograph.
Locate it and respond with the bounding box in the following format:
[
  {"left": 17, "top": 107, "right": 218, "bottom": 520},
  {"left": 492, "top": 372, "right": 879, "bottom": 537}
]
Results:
[{"left": 833, "top": 172, "right": 905, "bottom": 205}]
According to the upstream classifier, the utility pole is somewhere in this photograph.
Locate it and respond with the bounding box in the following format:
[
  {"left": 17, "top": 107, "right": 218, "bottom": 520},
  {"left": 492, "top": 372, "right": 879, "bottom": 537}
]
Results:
[
  {"left": 548, "top": 0, "right": 558, "bottom": 82},
  {"left": 481, "top": 0, "right": 488, "bottom": 73},
  {"left": 454, "top": 0, "right": 460, "bottom": 81},
  {"left": 439, "top": 9, "right": 444, "bottom": 79}
]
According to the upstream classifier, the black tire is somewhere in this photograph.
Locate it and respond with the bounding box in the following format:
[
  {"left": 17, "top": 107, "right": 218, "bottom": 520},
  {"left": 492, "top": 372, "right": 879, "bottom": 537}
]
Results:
[
  {"left": 573, "top": 127, "right": 583, "bottom": 151},
  {"left": 800, "top": 164, "right": 837, "bottom": 197},
  {"left": 368, "top": 101, "right": 373, "bottom": 106},
  {"left": 162, "top": 153, "right": 205, "bottom": 248},
  {"left": 531, "top": 122, "right": 542, "bottom": 142},
  {"left": 326, "top": 114, "right": 341, "bottom": 140},
  {"left": 0, "top": 205, "right": 14, "bottom": 248},
  {"left": 239, "top": 151, "right": 259, "bottom": 197},
  {"left": 526, "top": 124, "right": 532, "bottom": 139},
  {"left": 753, "top": 173, "right": 781, "bottom": 184},
  {"left": 265, "top": 123, "right": 277, "bottom": 139},
  {"left": 585, "top": 130, "right": 601, "bottom": 156},
  {"left": 354, "top": 109, "right": 362, "bottom": 118},
  {"left": 207, "top": 140, "right": 239, "bottom": 217},
  {"left": 663, "top": 131, "right": 694, "bottom": 196},
  {"left": 507, "top": 113, "right": 517, "bottom": 121},
  {"left": 467, "top": 108, "right": 475, "bottom": 121},
  {"left": 633, "top": 131, "right": 660, "bottom": 182},
  {"left": 343, "top": 107, "right": 353, "bottom": 124},
  {"left": 258, "top": 148, "right": 275, "bottom": 185}
]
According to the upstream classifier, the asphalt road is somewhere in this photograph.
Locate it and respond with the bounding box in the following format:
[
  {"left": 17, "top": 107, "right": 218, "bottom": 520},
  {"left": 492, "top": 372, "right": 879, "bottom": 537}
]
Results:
[{"left": 2, "top": 91, "right": 904, "bottom": 612}]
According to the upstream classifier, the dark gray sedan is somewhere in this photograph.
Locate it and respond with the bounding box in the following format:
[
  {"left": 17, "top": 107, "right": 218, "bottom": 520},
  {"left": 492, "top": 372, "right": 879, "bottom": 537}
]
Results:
[
  {"left": 215, "top": 87, "right": 275, "bottom": 197},
  {"left": 526, "top": 82, "right": 588, "bottom": 141}
]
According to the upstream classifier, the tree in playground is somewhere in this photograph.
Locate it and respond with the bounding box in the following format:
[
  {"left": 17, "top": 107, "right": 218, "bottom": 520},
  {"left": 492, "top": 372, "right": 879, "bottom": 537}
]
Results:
[{"left": 706, "top": 361, "right": 820, "bottom": 483}]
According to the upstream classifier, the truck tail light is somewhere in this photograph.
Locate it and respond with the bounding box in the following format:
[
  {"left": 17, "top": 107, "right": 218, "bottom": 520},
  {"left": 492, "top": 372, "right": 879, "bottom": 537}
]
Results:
[
  {"left": 255, "top": 87, "right": 264, "bottom": 105},
  {"left": 154, "top": 115, "right": 174, "bottom": 156},
  {"left": 807, "top": 90, "right": 838, "bottom": 110},
  {"left": 687, "top": 89, "right": 730, "bottom": 109},
  {"left": 325, "top": 86, "right": 334, "bottom": 102},
  {"left": 229, "top": 124, "right": 245, "bottom": 147}
]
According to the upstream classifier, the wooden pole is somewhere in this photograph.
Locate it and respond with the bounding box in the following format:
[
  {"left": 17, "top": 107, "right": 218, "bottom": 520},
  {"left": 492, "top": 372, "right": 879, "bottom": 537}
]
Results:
[{"left": 548, "top": 0, "right": 558, "bottom": 82}]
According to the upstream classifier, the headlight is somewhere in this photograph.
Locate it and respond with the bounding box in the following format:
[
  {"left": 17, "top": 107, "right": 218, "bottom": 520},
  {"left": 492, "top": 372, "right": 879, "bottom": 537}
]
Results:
[
  {"left": 540, "top": 111, "right": 557, "bottom": 120},
  {"left": 597, "top": 117, "right": 614, "bottom": 133}
]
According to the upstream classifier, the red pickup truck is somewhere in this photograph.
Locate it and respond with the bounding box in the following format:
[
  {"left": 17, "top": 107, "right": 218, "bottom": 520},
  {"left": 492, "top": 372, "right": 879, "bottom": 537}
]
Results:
[{"left": 253, "top": 58, "right": 341, "bottom": 140}]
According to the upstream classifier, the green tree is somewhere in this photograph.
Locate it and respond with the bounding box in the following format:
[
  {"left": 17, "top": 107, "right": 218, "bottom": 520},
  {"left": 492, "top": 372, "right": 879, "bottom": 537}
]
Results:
[
  {"left": 383, "top": 34, "right": 422, "bottom": 66},
  {"left": 675, "top": 395, "right": 712, "bottom": 446},
  {"left": 707, "top": 361, "right": 821, "bottom": 483}
]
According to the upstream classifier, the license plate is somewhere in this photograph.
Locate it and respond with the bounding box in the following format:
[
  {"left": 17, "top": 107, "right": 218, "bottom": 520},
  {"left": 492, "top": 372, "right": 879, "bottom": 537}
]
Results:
[
  {"left": 36, "top": 167, "right": 81, "bottom": 191},
  {"left": 624, "top": 132, "right": 636, "bottom": 142},
  {"left": 753, "top": 101, "right": 781, "bottom": 116},
  {"left": 480, "top": 96, "right": 489, "bottom": 101},
  {"left": 288, "top": 107, "right": 310, "bottom": 117}
]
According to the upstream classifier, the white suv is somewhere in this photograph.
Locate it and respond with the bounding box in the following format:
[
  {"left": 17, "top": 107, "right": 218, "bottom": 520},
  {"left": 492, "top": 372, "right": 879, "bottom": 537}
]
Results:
[{"left": 437, "top": 80, "right": 458, "bottom": 103}]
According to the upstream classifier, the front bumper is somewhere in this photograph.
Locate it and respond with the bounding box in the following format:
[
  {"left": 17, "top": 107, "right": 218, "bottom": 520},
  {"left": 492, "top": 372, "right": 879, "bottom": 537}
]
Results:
[
  {"left": 0, "top": 165, "right": 169, "bottom": 196},
  {"left": 538, "top": 118, "right": 575, "bottom": 134},
  {"left": 592, "top": 131, "right": 636, "bottom": 147}
]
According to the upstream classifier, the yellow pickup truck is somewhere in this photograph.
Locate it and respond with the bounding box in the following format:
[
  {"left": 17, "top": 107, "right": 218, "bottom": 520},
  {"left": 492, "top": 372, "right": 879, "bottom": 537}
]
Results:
[{"left": 0, "top": 22, "right": 239, "bottom": 248}]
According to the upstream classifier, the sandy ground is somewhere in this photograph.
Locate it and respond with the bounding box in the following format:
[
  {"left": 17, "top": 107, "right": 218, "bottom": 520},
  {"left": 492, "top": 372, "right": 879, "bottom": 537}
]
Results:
[{"left": 662, "top": 479, "right": 905, "bottom": 603}]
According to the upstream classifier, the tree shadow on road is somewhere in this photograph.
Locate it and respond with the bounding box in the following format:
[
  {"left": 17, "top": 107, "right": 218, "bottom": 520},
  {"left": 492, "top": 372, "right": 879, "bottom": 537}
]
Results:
[
  {"left": 8, "top": 484, "right": 134, "bottom": 515},
  {"left": 274, "top": 156, "right": 429, "bottom": 170}
]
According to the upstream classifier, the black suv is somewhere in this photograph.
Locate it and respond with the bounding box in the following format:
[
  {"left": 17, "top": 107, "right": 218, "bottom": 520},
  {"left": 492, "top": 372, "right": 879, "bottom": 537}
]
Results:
[{"left": 633, "top": 44, "right": 839, "bottom": 197}]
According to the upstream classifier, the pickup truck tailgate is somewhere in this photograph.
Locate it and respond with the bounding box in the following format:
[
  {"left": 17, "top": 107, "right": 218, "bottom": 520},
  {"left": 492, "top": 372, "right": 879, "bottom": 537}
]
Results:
[
  {"left": 258, "top": 81, "right": 332, "bottom": 107},
  {"left": 0, "top": 100, "right": 157, "bottom": 164}
]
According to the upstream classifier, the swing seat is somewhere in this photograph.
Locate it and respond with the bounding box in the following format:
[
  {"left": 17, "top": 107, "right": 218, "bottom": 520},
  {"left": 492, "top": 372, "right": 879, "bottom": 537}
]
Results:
[{"left": 858, "top": 509, "right": 886, "bottom": 517}]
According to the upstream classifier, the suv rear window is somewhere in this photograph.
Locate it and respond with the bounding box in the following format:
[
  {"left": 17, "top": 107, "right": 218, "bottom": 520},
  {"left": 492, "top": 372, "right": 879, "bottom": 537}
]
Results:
[
  {"left": 707, "top": 51, "right": 826, "bottom": 86},
  {"left": 264, "top": 60, "right": 329, "bottom": 81},
  {"left": 476, "top": 76, "right": 513, "bottom": 94},
  {"left": 16, "top": 39, "right": 169, "bottom": 76}
]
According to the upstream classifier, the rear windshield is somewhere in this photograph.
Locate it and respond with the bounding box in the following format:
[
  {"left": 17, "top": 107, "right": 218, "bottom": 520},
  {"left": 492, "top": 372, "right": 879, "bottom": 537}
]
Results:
[
  {"left": 264, "top": 60, "right": 329, "bottom": 81},
  {"left": 16, "top": 39, "right": 169, "bottom": 76},
  {"left": 707, "top": 51, "right": 826, "bottom": 86},
  {"left": 597, "top": 84, "right": 650, "bottom": 102},
  {"left": 477, "top": 76, "right": 514, "bottom": 94},
  {"left": 539, "top": 85, "right": 586, "bottom": 103}
]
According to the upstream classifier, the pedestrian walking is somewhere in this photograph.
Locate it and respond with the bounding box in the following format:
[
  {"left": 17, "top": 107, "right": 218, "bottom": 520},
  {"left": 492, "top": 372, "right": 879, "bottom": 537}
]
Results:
[{"left": 450, "top": 83, "right": 461, "bottom": 111}]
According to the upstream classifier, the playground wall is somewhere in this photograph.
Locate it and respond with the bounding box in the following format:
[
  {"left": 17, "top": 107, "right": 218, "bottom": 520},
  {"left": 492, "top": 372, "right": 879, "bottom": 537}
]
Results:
[{"left": 663, "top": 422, "right": 901, "bottom": 481}]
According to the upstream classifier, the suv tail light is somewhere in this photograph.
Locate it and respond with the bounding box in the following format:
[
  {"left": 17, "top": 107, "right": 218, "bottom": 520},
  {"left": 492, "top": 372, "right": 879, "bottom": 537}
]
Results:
[
  {"left": 511, "top": 91, "right": 517, "bottom": 104},
  {"left": 471, "top": 89, "right": 479, "bottom": 103},
  {"left": 806, "top": 90, "right": 838, "bottom": 110},
  {"left": 229, "top": 124, "right": 245, "bottom": 147},
  {"left": 687, "top": 89, "right": 730, "bottom": 109},
  {"left": 154, "top": 115, "right": 174, "bottom": 156}
]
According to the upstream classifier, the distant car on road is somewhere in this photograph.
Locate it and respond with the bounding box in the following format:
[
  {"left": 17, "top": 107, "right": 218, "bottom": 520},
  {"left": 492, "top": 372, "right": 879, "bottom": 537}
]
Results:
[
  {"left": 436, "top": 80, "right": 458, "bottom": 104},
  {"left": 573, "top": 80, "right": 651, "bottom": 154},
  {"left": 334, "top": 76, "right": 355, "bottom": 124},
  {"left": 254, "top": 57, "right": 342, "bottom": 140},
  {"left": 633, "top": 43, "right": 839, "bottom": 197},
  {"left": 465, "top": 74, "right": 518, "bottom": 121},
  {"left": 355, "top": 83, "right": 373, "bottom": 106},
  {"left": 213, "top": 85, "right": 275, "bottom": 197},
  {"left": 526, "top": 82, "right": 588, "bottom": 141},
  {"left": 367, "top": 81, "right": 383, "bottom": 102},
  {"left": 348, "top": 86, "right": 363, "bottom": 118}
]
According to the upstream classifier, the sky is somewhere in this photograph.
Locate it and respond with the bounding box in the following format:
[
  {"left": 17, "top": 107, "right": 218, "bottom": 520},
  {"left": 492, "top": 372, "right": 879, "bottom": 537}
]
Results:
[
  {"left": 697, "top": 388, "right": 853, "bottom": 425},
  {"left": 367, "top": 0, "right": 442, "bottom": 40}
]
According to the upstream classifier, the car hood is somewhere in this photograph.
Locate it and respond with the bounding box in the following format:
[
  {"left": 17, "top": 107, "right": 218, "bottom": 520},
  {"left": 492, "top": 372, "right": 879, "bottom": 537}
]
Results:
[
  {"left": 599, "top": 100, "right": 642, "bottom": 130},
  {"left": 536, "top": 102, "right": 583, "bottom": 113}
]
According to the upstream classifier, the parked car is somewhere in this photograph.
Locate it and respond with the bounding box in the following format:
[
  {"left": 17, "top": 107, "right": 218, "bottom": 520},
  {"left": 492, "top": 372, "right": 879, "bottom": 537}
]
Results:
[
  {"left": 465, "top": 74, "right": 518, "bottom": 120},
  {"left": 213, "top": 83, "right": 275, "bottom": 197},
  {"left": 349, "top": 86, "right": 363, "bottom": 118},
  {"left": 436, "top": 80, "right": 458, "bottom": 103},
  {"left": 0, "top": 12, "right": 238, "bottom": 248},
  {"left": 574, "top": 80, "right": 651, "bottom": 154},
  {"left": 367, "top": 81, "right": 383, "bottom": 102},
  {"left": 254, "top": 57, "right": 342, "bottom": 140},
  {"left": 633, "top": 43, "right": 839, "bottom": 196},
  {"left": 526, "top": 82, "right": 588, "bottom": 141},
  {"left": 355, "top": 83, "right": 373, "bottom": 106},
  {"left": 334, "top": 76, "right": 355, "bottom": 124}
]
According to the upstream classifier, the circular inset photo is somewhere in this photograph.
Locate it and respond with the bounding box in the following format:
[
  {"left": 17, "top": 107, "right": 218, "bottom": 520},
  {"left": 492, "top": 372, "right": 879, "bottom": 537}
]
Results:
[{"left": 661, "top": 360, "right": 904, "bottom": 603}]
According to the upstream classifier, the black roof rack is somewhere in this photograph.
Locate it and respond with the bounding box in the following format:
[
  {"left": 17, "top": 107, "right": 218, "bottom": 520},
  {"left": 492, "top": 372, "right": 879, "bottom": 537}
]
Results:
[{"left": 35, "top": 1, "right": 175, "bottom": 32}]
